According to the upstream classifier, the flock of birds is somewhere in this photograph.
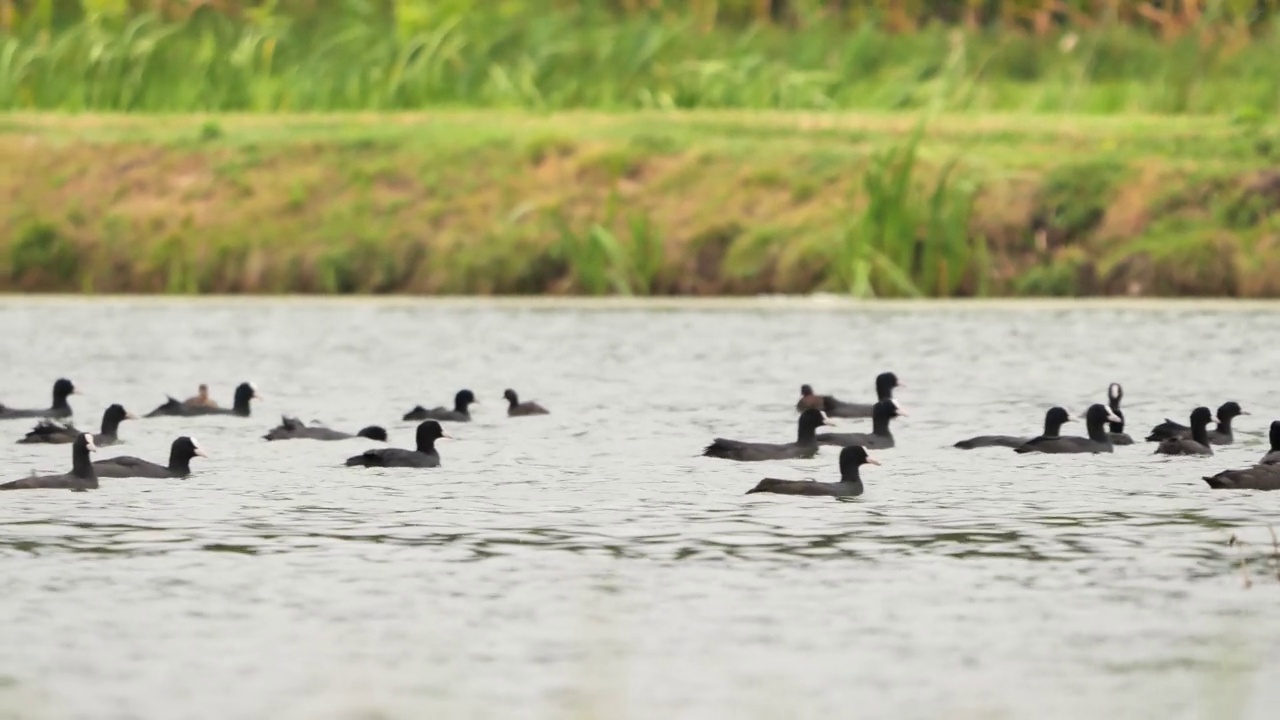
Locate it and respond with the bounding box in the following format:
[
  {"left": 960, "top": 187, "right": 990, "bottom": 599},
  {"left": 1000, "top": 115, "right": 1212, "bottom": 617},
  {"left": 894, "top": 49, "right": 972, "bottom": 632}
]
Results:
[
  {"left": 2, "top": 373, "right": 1278, "bottom": 497},
  {"left": 0, "top": 380, "right": 547, "bottom": 491}
]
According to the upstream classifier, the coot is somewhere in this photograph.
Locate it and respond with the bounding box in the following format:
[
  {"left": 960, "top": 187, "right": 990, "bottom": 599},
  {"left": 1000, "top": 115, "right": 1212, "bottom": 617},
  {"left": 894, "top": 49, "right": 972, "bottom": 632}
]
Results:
[
  {"left": 503, "top": 389, "right": 549, "bottom": 416},
  {"left": 1145, "top": 401, "right": 1246, "bottom": 445},
  {"left": 1262, "top": 421, "right": 1280, "bottom": 465},
  {"left": 1014, "top": 404, "right": 1119, "bottom": 454},
  {"left": 1204, "top": 463, "right": 1280, "bottom": 491},
  {"left": 703, "top": 409, "right": 830, "bottom": 462},
  {"left": 18, "top": 404, "right": 135, "bottom": 446},
  {"left": 146, "top": 382, "right": 260, "bottom": 418},
  {"left": 0, "top": 378, "right": 76, "bottom": 420},
  {"left": 816, "top": 399, "right": 905, "bottom": 449},
  {"left": 403, "top": 389, "right": 477, "bottom": 422},
  {"left": 264, "top": 416, "right": 387, "bottom": 442},
  {"left": 955, "top": 407, "right": 1072, "bottom": 450},
  {"left": 745, "top": 446, "right": 879, "bottom": 498},
  {"left": 822, "top": 372, "right": 902, "bottom": 419},
  {"left": 1106, "top": 383, "right": 1134, "bottom": 445},
  {"left": 94, "top": 437, "right": 207, "bottom": 479},
  {"left": 0, "top": 433, "right": 97, "bottom": 491},
  {"left": 1154, "top": 407, "right": 1214, "bottom": 456},
  {"left": 345, "top": 421, "right": 447, "bottom": 468}
]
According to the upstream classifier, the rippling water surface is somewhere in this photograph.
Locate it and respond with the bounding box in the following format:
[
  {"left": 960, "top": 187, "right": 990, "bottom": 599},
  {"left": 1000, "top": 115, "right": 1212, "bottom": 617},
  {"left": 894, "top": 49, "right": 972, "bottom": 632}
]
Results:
[{"left": 2, "top": 298, "right": 1280, "bottom": 720}]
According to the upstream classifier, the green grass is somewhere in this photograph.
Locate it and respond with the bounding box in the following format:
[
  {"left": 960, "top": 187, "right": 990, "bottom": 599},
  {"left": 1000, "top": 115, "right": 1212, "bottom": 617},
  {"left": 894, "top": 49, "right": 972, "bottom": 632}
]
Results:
[
  {"left": 2, "top": 110, "right": 1280, "bottom": 296},
  {"left": 3, "top": 9, "right": 1280, "bottom": 115}
]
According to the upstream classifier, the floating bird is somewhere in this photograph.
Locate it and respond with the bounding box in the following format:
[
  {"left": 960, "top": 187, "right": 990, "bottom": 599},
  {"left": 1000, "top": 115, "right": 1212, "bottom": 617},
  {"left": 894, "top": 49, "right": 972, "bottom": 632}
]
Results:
[
  {"left": 404, "top": 389, "right": 478, "bottom": 422},
  {"left": 503, "top": 388, "right": 549, "bottom": 417},
  {"left": 1015, "top": 404, "right": 1119, "bottom": 454},
  {"left": 94, "top": 436, "right": 208, "bottom": 479},
  {"left": 0, "top": 378, "right": 76, "bottom": 420},
  {"left": 345, "top": 421, "right": 447, "bottom": 468},
  {"left": 955, "top": 406, "right": 1072, "bottom": 450},
  {"left": 1145, "top": 401, "right": 1246, "bottom": 445},
  {"left": 263, "top": 416, "right": 387, "bottom": 442},
  {"left": 1, "top": 433, "right": 97, "bottom": 491},
  {"left": 703, "top": 408, "right": 830, "bottom": 461},
  {"left": 745, "top": 446, "right": 879, "bottom": 498},
  {"left": 1154, "top": 407, "right": 1214, "bottom": 456},
  {"left": 816, "top": 399, "right": 904, "bottom": 449},
  {"left": 18, "top": 404, "right": 136, "bottom": 446},
  {"left": 146, "top": 382, "right": 260, "bottom": 418}
]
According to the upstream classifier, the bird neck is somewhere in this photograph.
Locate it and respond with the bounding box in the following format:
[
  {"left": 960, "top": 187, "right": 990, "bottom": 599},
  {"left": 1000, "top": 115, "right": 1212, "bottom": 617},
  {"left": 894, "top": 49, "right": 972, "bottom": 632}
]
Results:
[
  {"left": 839, "top": 466, "right": 863, "bottom": 483},
  {"left": 72, "top": 446, "right": 96, "bottom": 480},
  {"left": 1191, "top": 422, "right": 1211, "bottom": 446},
  {"left": 416, "top": 437, "right": 438, "bottom": 454},
  {"left": 1086, "top": 417, "right": 1110, "bottom": 442},
  {"left": 167, "top": 448, "right": 192, "bottom": 474},
  {"left": 872, "top": 414, "right": 892, "bottom": 436},
  {"left": 233, "top": 394, "right": 251, "bottom": 416}
]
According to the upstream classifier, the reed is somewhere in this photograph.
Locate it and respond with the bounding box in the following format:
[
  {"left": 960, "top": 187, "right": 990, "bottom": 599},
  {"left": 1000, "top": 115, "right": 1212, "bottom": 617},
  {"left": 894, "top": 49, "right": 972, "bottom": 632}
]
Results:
[{"left": 2, "top": 2, "right": 1280, "bottom": 114}]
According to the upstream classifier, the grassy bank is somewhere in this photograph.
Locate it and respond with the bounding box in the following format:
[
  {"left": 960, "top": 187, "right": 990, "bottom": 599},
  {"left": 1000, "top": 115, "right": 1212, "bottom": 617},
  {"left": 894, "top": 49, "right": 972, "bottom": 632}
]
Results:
[{"left": 2, "top": 111, "right": 1280, "bottom": 297}]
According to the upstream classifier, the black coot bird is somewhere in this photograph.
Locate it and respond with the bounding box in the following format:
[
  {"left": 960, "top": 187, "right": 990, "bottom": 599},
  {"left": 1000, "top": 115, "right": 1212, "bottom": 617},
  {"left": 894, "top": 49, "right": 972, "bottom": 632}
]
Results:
[
  {"left": 955, "top": 406, "right": 1072, "bottom": 449},
  {"left": 18, "top": 404, "right": 136, "bottom": 446},
  {"left": 0, "top": 378, "right": 77, "bottom": 420},
  {"left": 816, "top": 400, "right": 905, "bottom": 449},
  {"left": 821, "top": 372, "right": 902, "bottom": 419},
  {"left": 94, "top": 436, "right": 207, "bottom": 479},
  {"left": 1014, "top": 404, "right": 1119, "bottom": 454},
  {"left": 345, "top": 421, "right": 447, "bottom": 468},
  {"left": 1261, "top": 421, "right": 1280, "bottom": 465},
  {"left": 703, "top": 408, "right": 830, "bottom": 462},
  {"left": 503, "top": 389, "right": 549, "bottom": 416},
  {"left": 1145, "top": 401, "right": 1246, "bottom": 445},
  {"left": 1204, "top": 463, "right": 1280, "bottom": 491},
  {"left": 146, "top": 382, "right": 260, "bottom": 418},
  {"left": 746, "top": 446, "right": 879, "bottom": 498},
  {"left": 264, "top": 416, "right": 387, "bottom": 442},
  {"left": 1106, "top": 383, "right": 1134, "bottom": 445},
  {"left": 1, "top": 433, "right": 98, "bottom": 491},
  {"left": 404, "top": 389, "right": 477, "bottom": 422},
  {"left": 1154, "top": 407, "right": 1214, "bottom": 457}
]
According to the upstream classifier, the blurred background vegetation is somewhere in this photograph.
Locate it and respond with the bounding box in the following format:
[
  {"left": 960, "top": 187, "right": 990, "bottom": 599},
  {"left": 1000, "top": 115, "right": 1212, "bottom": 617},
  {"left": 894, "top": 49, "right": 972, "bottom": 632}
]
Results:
[{"left": 2, "top": 0, "right": 1279, "bottom": 113}]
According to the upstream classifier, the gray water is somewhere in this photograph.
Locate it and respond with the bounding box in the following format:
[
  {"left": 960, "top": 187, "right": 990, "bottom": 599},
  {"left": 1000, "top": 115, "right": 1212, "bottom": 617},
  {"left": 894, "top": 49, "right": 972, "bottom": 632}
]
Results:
[{"left": 2, "top": 298, "right": 1279, "bottom": 720}]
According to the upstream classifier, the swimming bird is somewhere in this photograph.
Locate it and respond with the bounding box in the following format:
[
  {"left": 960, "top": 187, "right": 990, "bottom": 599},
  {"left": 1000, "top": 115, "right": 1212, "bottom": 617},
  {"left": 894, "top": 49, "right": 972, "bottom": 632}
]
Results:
[
  {"left": 184, "top": 384, "right": 219, "bottom": 409},
  {"left": 816, "top": 399, "right": 905, "bottom": 449},
  {"left": 345, "top": 421, "right": 448, "bottom": 468},
  {"left": 703, "top": 408, "right": 831, "bottom": 461},
  {"left": 1261, "top": 421, "right": 1280, "bottom": 465},
  {"left": 263, "top": 416, "right": 387, "bottom": 442},
  {"left": 93, "top": 436, "right": 207, "bottom": 479},
  {"left": 146, "top": 382, "right": 260, "bottom": 418},
  {"left": 18, "top": 404, "right": 136, "bottom": 446},
  {"left": 1145, "top": 401, "right": 1246, "bottom": 445},
  {"left": 954, "top": 406, "right": 1072, "bottom": 449},
  {"left": 795, "top": 384, "right": 828, "bottom": 411},
  {"left": 503, "top": 389, "right": 549, "bottom": 416},
  {"left": 1106, "top": 383, "right": 1134, "bottom": 445},
  {"left": 1014, "top": 403, "right": 1119, "bottom": 454},
  {"left": 0, "top": 378, "right": 77, "bottom": 420},
  {"left": 403, "top": 389, "right": 477, "bottom": 422},
  {"left": 821, "top": 372, "right": 902, "bottom": 419},
  {"left": 745, "top": 446, "right": 879, "bottom": 498},
  {"left": 1203, "top": 463, "right": 1280, "bottom": 491},
  {"left": 0, "top": 433, "right": 97, "bottom": 491},
  {"left": 1154, "top": 407, "right": 1214, "bottom": 456}
]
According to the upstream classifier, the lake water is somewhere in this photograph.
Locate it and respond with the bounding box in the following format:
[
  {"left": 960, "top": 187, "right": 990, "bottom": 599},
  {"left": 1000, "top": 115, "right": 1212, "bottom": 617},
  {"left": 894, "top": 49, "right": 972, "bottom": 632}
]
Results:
[{"left": 2, "top": 297, "right": 1279, "bottom": 720}]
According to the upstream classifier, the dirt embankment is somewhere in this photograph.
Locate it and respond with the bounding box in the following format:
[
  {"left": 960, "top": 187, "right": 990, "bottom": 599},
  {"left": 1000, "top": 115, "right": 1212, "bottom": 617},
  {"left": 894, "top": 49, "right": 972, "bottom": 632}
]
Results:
[{"left": 2, "top": 112, "right": 1279, "bottom": 296}]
